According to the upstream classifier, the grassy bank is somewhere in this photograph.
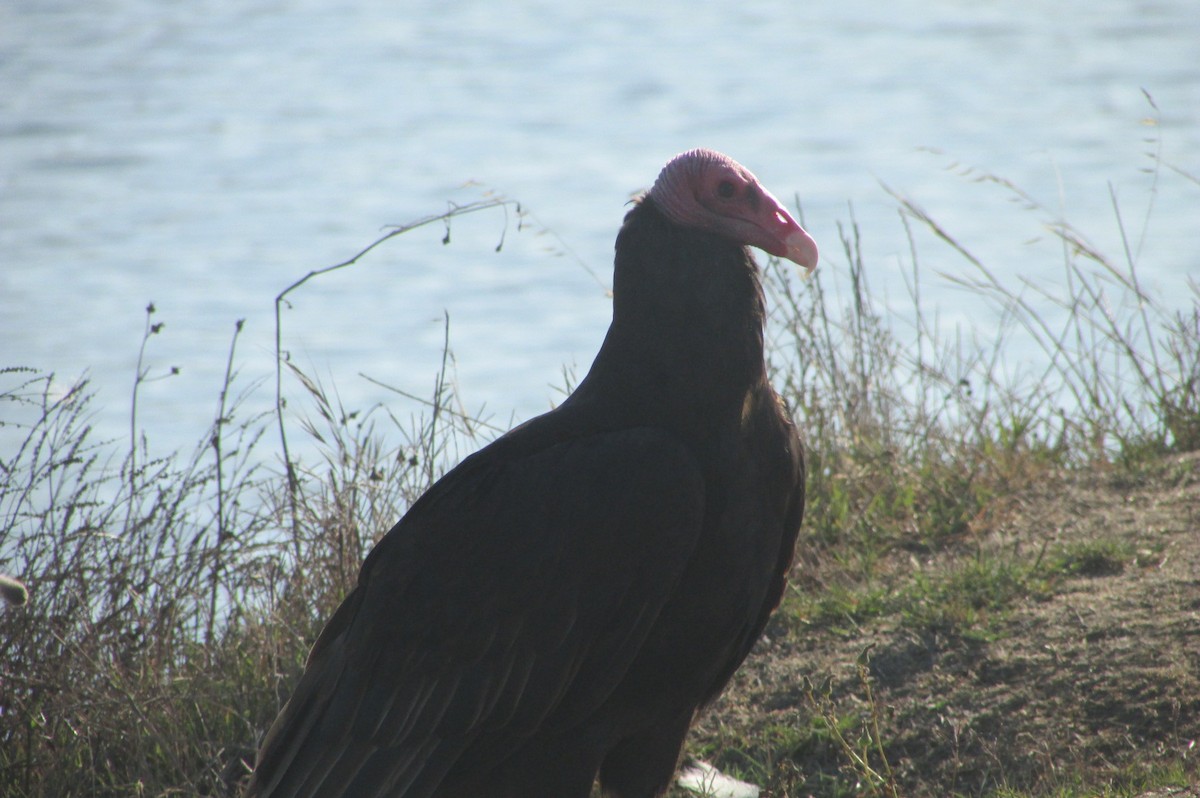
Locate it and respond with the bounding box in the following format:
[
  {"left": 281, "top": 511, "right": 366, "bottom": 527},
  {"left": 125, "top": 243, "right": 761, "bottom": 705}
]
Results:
[{"left": 1, "top": 162, "right": 1197, "bottom": 797}]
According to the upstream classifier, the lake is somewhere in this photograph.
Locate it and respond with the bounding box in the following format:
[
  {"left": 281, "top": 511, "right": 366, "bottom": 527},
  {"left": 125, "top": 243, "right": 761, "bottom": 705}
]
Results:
[{"left": 2, "top": 0, "right": 1197, "bottom": 462}]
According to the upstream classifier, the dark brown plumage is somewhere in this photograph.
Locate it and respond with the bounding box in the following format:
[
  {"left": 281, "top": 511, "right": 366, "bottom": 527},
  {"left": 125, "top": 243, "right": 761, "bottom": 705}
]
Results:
[{"left": 247, "top": 148, "right": 818, "bottom": 798}]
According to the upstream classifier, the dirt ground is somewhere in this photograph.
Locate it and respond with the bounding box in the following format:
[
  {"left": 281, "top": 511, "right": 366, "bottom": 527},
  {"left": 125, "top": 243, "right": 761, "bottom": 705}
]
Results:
[{"left": 693, "top": 452, "right": 1200, "bottom": 797}]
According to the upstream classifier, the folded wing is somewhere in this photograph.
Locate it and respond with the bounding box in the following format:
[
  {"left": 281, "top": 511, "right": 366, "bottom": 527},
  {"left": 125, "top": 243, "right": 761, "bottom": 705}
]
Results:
[{"left": 248, "top": 426, "right": 707, "bottom": 798}]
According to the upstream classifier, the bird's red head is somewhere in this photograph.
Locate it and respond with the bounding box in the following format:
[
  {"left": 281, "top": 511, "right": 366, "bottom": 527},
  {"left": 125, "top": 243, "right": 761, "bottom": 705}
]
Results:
[{"left": 648, "top": 148, "right": 818, "bottom": 274}]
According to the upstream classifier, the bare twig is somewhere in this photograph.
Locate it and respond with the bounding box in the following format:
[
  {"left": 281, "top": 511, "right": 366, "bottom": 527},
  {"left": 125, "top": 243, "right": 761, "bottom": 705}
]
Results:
[{"left": 273, "top": 197, "right": 522, "bottom": 541}]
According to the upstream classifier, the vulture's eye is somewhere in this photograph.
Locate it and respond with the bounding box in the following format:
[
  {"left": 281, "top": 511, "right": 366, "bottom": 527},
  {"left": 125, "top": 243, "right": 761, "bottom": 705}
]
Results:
[{"left": 716, "top": 180, "right": 736, "bottom": 199}]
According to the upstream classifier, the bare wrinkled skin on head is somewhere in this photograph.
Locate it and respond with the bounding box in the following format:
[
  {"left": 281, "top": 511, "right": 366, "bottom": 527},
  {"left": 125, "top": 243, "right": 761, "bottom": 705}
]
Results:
[{"left": 647, "top": 148, "right": 818, "bottom": 273}]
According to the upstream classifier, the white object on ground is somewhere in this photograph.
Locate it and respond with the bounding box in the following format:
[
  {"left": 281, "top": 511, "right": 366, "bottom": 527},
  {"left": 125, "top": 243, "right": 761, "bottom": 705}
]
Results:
[{"left": 676, "top": 760, "right": 761, "bottom": 798}]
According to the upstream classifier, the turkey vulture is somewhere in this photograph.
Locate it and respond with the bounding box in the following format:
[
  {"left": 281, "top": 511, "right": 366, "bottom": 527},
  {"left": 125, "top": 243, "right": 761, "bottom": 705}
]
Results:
[{"left": 247, "top": 148, "right": 818, "bottom": 798}]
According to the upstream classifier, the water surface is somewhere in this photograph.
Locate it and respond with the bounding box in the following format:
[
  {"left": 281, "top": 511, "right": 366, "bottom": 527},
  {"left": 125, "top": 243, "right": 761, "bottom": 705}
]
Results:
[{"left": 2, "top": 0, "right": 1197, "bottom": 457}]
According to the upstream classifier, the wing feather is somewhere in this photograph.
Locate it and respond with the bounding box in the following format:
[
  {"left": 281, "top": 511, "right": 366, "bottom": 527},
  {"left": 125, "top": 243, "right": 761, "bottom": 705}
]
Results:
[{"left": 248, "top": 426, "right": 706, "bottom": 797}]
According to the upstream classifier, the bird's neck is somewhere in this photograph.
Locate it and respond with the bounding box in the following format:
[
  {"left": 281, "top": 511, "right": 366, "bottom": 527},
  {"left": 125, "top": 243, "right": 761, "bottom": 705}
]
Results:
[{"left": 568, "top": 200, "right": 770, "bottom": 439}]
